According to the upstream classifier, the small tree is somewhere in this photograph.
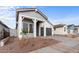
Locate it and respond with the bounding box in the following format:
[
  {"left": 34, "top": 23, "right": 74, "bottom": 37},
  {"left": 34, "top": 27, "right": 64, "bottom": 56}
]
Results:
[{"left": 20, "top": 29, "right": 28, "bottom": 35}]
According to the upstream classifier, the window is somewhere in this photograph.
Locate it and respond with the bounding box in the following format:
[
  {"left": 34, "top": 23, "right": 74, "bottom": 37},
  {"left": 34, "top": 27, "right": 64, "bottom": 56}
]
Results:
[
  {"left": 23, "top": 23, "right": 28, "bottom": 33},
  {"left": 23, "top": 23, "right": 33, "bottom": 33},
  {"left": 29, "top": 24, "right": 33, "bottom": 33},
  {"left": 54, "top": 28, "right": 56, "bottom": 31},
  {"left": 74, "top": 28, "right": 78, "bottom": 33},
  {"left": 46, "top": 28, "right": 52, "bottom": 36},
  {"left": 68, "top": 30, "right": 70, "bottom": 33},
  {"left": 16, "top": 23, "right": 18, "bottom": 29}
]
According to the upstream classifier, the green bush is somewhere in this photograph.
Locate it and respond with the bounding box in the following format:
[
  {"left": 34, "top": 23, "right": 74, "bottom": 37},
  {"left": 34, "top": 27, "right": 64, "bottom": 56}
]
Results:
[{"left": 20, "top": 29, "right": 28, "bottom": 35}]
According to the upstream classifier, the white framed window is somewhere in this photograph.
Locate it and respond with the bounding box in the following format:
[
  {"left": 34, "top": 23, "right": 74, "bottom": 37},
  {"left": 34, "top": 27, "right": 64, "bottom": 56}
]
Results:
[
  {"left": 64, "top": 27, "right": 66, "bottom": 32},
  {"left": 29, "top": 24, "right": 33, "bottom": 33},
  {"left": 23, "top": 22, "right": 33, "bottom": 33},
  {"left": 23, "top": 23, "right": 28, "bottom": 33},
  {"left": 68, "top": 30, "right": 70, "bottom": 33}
]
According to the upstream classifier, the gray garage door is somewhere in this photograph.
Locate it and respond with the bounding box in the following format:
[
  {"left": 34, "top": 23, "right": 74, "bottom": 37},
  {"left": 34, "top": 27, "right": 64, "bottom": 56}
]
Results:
[
  {"left": 41, "top": 27, "right": 44, "bottom": 36},
  {"left": 46, "top": 28, "right": 52, "bottom": 36}
]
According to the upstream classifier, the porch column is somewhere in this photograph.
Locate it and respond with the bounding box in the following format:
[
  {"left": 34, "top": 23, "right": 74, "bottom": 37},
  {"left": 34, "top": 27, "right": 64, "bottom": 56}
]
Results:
[
  {"left": 39, "top": 26, "right": 40, "bottom": 36},
  {"left": 44, "top": 24, "right": 46, "bottom": 37},
  {"left": 52, "top": 27, "right": 54, "bottom": 36},
  {"left": 18, "top": 16, "right": 23, "bottom": 39},
  {"left": 33, "top": 19, "right": 37, "bottom": 37}
]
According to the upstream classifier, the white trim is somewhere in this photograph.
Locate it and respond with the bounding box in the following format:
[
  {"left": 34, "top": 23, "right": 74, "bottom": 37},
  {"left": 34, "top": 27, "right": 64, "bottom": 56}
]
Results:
[
  {"left": 27, "top": 24, "right": 29, "bottom": 34},
  {"left": 52, "top": 27, "right": 54, "bottom": 36},
  {"left": 18, "top": 16, "right": 23, "bottom": 39},
  {"left": 44, "top": 22, "right": 46, "bottom": 37},
  {"left": 21, "top": 15, "right": 44, "bottom": 22},
  {"left": 33, "top": 19, "right": 37, "bottom": 37}
]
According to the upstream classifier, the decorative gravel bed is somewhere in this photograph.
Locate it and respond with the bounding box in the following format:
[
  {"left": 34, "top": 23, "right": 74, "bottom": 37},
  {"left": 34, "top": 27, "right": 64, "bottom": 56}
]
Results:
[{"left": 0, "top": 37, "right": 59, "bottom": 53}]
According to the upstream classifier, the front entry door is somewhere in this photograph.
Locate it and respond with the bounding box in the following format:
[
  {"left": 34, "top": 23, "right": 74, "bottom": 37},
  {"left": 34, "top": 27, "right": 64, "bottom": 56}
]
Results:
[{"left": 40, "top": 27, "right": 44, "bottom": 36}]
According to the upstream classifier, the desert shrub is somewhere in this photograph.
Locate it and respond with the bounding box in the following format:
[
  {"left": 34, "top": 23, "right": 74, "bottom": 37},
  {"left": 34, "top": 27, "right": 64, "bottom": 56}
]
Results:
[
  {"left": 20, "top": 29, "right": 28, "bottom": 35},
  {"left": 67, "top": 34, "right": 77, "bottom": 38},
  {"left": 17, "top": 39, "right": 29, "bottom": 48}
]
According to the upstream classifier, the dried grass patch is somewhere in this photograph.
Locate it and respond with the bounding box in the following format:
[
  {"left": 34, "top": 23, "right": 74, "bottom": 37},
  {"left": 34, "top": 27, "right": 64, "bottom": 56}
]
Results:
[
  {"left": 17, "top": 39, "right": 29, "bottom": 48},
  {"left": 67, "top": 34, "right": 77, "bottom": 38},
  {"left": 0, "top": 37, "right": 59, "bottom": 53}
]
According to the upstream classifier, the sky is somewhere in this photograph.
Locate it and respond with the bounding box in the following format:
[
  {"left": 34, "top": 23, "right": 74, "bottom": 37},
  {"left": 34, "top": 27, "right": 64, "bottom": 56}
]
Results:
[{"left": 0, "top": 6, "right": 79, "bottom": 29}]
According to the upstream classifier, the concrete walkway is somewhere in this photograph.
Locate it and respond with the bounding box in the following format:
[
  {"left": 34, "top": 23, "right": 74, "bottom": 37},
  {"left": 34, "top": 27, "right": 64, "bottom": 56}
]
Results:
[
  {"left": 30, "top": 36, "right": 79, "bottom": 53},
  {"left": 53, "top": 36, "right": 79, "bottom": 47}
]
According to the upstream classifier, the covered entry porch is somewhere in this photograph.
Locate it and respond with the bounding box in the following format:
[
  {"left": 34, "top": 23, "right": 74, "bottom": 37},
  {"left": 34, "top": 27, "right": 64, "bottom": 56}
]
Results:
[{"left": 18, "top": 16, "right": 47, "bottom": 38}]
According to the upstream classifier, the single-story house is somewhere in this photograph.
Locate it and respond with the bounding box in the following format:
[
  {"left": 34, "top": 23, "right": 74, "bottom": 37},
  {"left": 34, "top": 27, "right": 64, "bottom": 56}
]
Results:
[
  {"left": 54, "top": 24, "right": 67, "bottom": 35},
  {"left": 54, "top": 24, "right": 78, "bottom": 35},
  {"left": 0, "top": 21, "right": 10, "bottom": 40},
  {"left": 16, "top": 8, "right": 54, "bottom": 39},
  {"left": 75, "top": 25, "right": 79, "bottom": 34}
]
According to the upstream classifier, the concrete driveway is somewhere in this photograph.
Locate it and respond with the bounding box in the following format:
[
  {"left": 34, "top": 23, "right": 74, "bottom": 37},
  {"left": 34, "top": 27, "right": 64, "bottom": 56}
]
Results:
[
  {"left": 53, "top": 36, "right": 79, "bottom": 47},
  {"left": 30, "top": 36, "right": 79, "bottom": 53}
]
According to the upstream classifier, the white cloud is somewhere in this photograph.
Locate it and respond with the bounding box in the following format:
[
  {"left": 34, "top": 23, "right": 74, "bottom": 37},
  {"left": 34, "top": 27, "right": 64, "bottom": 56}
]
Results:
[
  {"left": 0, "top": 6, "right": 16, "bottom": 29},
  {"left": 49, "top": 16, "right": 79, "bottom": 25},
  {"left": 0, "top": 6, "right": 79, "bottom": 29}
]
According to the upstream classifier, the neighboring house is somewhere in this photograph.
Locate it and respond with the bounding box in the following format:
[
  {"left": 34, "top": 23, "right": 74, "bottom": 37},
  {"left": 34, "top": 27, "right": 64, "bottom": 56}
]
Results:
[
  {"left": 10, "top": 29, "right": 17, "bottom": 37},
  {"left": 67, "top": 24, "right": 78, "bottom": 34},
  {"left": 16, "top": 8, "right": 54, "bottom": 39},
  {"left": 54, "top": 24, "right": 78, "bottom": 35},
  {"left": 54, "top": 24, "right": 67, "bottom": 35},
  {"left": 0, "top": 21, "right": 10, "bottom": 40},
  {"left": 75, "top": 25, "right": 79, "bottom": 34}
]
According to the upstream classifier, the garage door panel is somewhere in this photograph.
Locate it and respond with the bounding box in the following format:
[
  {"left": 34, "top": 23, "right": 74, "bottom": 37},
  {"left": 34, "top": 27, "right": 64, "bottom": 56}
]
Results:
[{"left": 46, "top": 28, "right": 52, "bottom": 36}]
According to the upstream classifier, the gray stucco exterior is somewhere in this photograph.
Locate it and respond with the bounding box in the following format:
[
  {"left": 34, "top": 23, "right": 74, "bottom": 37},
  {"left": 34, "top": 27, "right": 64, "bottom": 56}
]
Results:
[{"left": 0, "top": 21, "right": 10, "bottom": 40}]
